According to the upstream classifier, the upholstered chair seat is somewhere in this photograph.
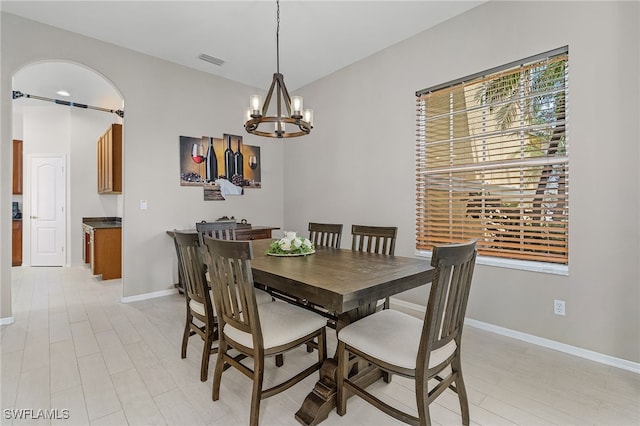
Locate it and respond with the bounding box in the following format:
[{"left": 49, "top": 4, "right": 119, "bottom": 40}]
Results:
[
  {"left": 224, "top": 300, "right": 327, "bottom": 350},
  {"left": 338, "top": 309, "right": 457, "bottom": 370}
]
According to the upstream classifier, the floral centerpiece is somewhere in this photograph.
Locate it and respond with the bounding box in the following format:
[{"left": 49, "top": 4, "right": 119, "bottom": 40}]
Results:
[{"left": 266, "top": 232, "right": 315, "bottom": 256}]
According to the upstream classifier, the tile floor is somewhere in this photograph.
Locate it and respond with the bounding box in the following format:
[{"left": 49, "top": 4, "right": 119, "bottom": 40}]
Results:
[{"left": 1, "top": 266, "right": 639, "bottom": 425}]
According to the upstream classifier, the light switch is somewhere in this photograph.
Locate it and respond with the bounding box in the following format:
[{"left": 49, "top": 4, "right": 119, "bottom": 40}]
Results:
[{"left": 140, "top": 200, "right": 148, "bottom": 210}]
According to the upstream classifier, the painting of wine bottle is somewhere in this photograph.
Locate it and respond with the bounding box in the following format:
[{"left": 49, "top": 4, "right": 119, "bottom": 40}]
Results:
[{"left": 222, "top": 134, "right": 261, "bottom": 188}]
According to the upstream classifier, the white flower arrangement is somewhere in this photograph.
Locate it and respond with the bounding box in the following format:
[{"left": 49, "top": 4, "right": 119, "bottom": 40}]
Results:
[{"left": 266, "top": 231, "right": 315, "bottom": 255}]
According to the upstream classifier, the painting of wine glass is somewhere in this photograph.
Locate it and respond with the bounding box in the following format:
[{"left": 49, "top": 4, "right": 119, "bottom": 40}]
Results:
[
  {"left": 243, "top": 146, "right": 261, "bottom": 188},
  {"left": 179, "top": 135, "right": 205, "bottom": 186}
]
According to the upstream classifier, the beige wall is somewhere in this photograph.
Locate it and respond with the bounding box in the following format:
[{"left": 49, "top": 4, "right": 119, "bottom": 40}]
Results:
[
  {"left": 284, "top": 1, "right": 639, "bottom": 362},
  {"left": 1, "top": 2, "right": 638, "bottom": 363},
  {"left": 1, "top": 13, "right": 285, "bottom": 308}
]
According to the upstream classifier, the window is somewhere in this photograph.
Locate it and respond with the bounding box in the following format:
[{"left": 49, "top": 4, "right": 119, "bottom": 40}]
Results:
[{"left": 416, "top": 47, "right": 568, "bottom": 268}]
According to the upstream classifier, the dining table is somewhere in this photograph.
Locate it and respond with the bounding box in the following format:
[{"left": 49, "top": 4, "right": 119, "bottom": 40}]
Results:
[{"left": 248, "top": 239, "right": 434, "bottom": 426}]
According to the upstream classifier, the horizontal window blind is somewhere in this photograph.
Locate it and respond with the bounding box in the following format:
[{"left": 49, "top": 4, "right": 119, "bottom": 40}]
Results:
[{"left": 416, "top": 49, "right": 569, "bottom": 264}]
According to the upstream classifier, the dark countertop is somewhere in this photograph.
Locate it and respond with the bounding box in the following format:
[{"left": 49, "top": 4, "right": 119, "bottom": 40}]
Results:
[{"left": 83, "top": 217, "right": 122, "bottom": 229}]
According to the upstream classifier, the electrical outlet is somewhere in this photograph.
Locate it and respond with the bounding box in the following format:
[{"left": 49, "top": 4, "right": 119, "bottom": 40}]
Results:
[{"left": 554, "top": 299, "right": 566, "bottom": 316}]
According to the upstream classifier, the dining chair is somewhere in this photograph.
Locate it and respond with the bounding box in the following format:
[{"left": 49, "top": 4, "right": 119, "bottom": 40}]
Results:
[
  {"left": 174, "top": 230, "right": 218, "bottom": 382},
  {"left": 175, "top": 230, "right": 273, "bottom": 382},
  {"left": 196, "top": 219, "right": 237, "bottom": 246},
  {"left": 308, "top": 222, "right": 343, "bottom": 248},
  {"left": 351, "top": 225, "right": 398, "bottom": 310},
  {"left": 336, "top": 240, "right": 477, "bottom": 426},
  {"left": 202, "top": 236, "right": 327, "bottom": 426},
  {"left": 351, "top": 224, "right": 397, "bottom": 256}
]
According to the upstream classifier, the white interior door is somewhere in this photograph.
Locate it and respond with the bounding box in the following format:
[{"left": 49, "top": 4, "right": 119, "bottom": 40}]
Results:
[{"left": 30, "top": 155, "right": 66, "bottom": 266}]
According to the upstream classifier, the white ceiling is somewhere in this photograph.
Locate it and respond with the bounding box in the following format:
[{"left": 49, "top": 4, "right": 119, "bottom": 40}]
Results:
[{"left": 4, "top": 0, "right": 484, "bottom": 110}]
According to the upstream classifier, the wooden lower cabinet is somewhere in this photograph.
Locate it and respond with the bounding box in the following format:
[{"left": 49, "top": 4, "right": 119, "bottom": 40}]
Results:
[
  {"left": 91, "top": 227, "right": 122, "bottom": 280},
  {"left": 12, "top": 220, "right": 22, "bottom": 266}
]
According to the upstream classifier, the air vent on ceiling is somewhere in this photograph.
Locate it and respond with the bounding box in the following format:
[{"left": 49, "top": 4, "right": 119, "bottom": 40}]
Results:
[{"left": 198, "top": 53, "right": 225, "bottom": 66}]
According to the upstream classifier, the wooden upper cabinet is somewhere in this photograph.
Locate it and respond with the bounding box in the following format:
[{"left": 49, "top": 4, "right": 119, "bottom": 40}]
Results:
[
  {"left": 97, "top": 124, "right": 122, "bottom": 194},
  {"left": 13, "top": 139, "right": 23, "bottom": 194}
]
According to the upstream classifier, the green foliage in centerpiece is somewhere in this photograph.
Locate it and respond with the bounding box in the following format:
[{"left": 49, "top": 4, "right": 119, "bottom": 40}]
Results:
[{"left": 266, "top": 232, "right": 315, "bottom": 255}]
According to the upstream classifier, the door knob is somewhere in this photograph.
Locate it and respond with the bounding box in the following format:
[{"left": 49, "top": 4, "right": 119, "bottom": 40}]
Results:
[{"left": 30, "top": 216, "right": 38, "bottom": 219}]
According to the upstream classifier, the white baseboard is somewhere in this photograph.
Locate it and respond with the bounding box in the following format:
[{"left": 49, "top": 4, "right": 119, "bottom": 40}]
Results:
[
  {"left": 121, "top": 288, "right": 178, "bottom": 303},
  {"left": 0, "top": 316, "right": 15, "bottom": 326},
  {"left": 390, "top": 298, "right": 640, "bottom": 374}
]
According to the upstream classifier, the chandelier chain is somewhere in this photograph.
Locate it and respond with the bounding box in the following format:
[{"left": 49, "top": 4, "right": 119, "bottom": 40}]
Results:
[{"left": 276, "top": 0, "right": 280, "bottom": 75}]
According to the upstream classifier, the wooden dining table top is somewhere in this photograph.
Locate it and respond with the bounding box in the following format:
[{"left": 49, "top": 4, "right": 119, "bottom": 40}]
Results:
[{"left": 249, "top": 239, "right": 434, "bottom": 315}]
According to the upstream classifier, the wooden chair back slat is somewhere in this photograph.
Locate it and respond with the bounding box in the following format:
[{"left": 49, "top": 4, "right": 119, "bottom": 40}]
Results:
[
  {"left": 350, "top": 225, "right": 397, "bottom": 256},
  {"left": 308, "top": 222, "right": 343, "bottom": 248},
  {"left": 196, "top": 220, "right": 237, "bottom": 246}
]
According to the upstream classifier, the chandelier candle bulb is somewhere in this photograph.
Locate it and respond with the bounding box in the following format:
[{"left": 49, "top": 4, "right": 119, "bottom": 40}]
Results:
[
  {"left": 304, "top": 109, "right": 314, "bottom": 126},
  {"left": 250, "top": 95, "right": 262, "bottom": 116},
  {"left": 291, "top": 96, "right": 303, "bottom": 117}
]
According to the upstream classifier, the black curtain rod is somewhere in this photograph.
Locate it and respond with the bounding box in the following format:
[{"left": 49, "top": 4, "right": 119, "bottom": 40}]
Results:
[{"left": 12, "top": 90, "right": 124, "bottom": 118}]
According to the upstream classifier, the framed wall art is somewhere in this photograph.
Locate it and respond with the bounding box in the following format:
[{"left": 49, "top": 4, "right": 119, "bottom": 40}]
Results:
[{"left": 179, "top": 134, "right": 262, "bottom": 196}]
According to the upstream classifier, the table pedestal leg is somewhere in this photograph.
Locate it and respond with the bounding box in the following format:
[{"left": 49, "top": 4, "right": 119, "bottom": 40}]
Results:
[
  {"left": 295, "top": 303, "right": 379, "bottom": 426},
  {"left": 295, "top": 359, "right": 338, "bottom": 426}
]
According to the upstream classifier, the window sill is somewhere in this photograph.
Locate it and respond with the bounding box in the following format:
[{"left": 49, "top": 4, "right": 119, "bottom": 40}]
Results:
[{"left": 415, "top": 250, "right": 569, "bottom": 276}]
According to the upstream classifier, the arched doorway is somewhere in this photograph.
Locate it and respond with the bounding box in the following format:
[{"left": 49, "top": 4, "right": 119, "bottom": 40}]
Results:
[{"left": 12, "top": 61, "right": 124, "bottom": 272}]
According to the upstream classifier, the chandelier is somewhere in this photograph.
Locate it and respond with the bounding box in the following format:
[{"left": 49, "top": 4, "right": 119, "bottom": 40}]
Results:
[{"left": 244, "top": 0, "right": 313, "bottom": 138}]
